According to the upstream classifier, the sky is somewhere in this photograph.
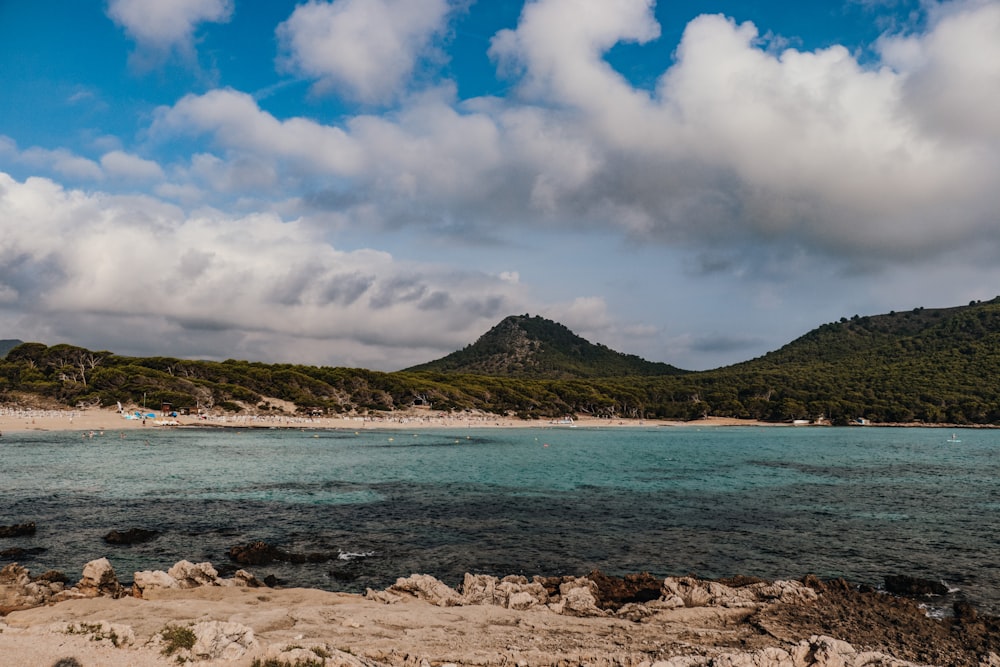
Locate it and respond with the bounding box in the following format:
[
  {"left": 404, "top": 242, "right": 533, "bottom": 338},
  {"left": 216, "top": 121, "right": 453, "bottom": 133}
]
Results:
[{"left": 1, "top": 0, "right": 999, "bottom": 372}]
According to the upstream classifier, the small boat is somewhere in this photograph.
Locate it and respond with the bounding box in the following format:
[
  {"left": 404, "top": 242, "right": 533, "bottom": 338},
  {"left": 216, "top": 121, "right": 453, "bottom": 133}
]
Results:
[{"left": 947, "top": 433, "right": 961, "bottom": 443}]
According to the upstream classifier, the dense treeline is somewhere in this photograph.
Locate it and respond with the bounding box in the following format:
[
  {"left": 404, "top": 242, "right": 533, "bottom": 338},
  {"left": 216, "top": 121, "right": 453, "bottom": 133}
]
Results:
[{"left": 3, "top": 299, "right": 1000, "bottom": 424}]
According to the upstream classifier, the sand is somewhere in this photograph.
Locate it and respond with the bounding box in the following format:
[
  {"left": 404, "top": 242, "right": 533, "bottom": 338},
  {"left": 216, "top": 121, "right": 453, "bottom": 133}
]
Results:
[{"left": 0, "top": 405, "right": 763, "bottom": 435}]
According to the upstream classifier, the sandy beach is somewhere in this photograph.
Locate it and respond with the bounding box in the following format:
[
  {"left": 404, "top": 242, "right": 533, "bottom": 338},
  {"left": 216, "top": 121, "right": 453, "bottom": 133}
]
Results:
[{"left": 0, "top": 405, "right": 759, "bottom": 435}]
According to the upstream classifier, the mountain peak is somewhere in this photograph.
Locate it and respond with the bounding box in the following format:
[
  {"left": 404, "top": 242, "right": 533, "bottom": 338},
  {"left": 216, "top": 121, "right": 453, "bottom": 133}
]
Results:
[{"left": 404, "top": 314, "right": 686, "bottom": 379}]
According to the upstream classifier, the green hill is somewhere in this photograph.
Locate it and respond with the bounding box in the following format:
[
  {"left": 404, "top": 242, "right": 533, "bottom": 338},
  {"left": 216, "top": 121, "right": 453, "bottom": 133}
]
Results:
[
  {"left": 404, "top": 314, "right": 687, "bottom": 379},
  {"left": 693, "top": 298, "right": 1000, "bottom": 423}
]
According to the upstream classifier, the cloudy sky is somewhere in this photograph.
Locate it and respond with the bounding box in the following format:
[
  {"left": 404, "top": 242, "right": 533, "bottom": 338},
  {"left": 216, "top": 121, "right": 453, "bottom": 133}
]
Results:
[{"left": 1, "top": 0, "right": 999, "bottom": 371}]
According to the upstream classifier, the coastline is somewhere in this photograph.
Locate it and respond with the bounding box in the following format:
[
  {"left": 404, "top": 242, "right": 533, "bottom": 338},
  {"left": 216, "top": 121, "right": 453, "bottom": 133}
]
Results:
[
  {"left": 2, "top": 558, "right": 996, "bottom": 667},
  {"left": 0, "top": 406, "right": 766, "bottom": 435}
]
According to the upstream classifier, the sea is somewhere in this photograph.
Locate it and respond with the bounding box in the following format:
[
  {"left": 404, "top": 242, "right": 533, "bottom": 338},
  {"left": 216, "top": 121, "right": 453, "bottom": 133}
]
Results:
[{"left": 2, "top": 425, "right": 998, "bottom": 614}]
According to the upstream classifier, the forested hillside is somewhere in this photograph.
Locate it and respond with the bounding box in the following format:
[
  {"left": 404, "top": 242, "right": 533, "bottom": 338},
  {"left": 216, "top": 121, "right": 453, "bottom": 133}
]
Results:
[
  {"left": 3, "top": 299, "right": 1000, "bottom": 424},
  {"left": 405, "top": 314, "right": 686, "bottom": 378}
]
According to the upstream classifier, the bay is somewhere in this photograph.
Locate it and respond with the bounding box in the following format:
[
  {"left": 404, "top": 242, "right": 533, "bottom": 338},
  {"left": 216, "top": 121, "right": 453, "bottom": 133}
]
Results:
[{"left": 1, "top": 425, "right": 997, "bottom": 613}]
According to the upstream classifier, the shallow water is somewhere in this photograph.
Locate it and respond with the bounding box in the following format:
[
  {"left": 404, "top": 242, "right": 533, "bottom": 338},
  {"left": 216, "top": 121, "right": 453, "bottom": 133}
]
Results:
[{"left": 1, "top": 425, "right": 997, "bottom": 612}]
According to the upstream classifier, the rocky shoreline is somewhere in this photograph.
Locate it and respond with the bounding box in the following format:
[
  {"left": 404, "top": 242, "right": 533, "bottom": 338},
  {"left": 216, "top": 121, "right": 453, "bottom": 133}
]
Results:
[{"left": 2, "top": 558, "right": 999, "bottom": 667}]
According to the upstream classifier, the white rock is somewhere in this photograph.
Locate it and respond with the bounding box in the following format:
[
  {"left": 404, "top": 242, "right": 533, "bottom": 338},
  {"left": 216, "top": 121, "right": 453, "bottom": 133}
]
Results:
[
  {"left": 191, "top": 620, "right": 258, "bottom": 661},
  {"left": 132, "top": 570, "right": 179, "bottom": 598},
  {"left": 388, "top": 574, "right": 462, "bottom": 607},
  {"left": 168, "top": 560, "right": 219, "bottom": 588}
]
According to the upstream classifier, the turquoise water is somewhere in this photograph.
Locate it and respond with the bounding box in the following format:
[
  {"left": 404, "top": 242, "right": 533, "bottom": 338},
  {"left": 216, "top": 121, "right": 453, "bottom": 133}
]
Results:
[{"left": 1, "top": 425, "right": 997, "bottom": 612}]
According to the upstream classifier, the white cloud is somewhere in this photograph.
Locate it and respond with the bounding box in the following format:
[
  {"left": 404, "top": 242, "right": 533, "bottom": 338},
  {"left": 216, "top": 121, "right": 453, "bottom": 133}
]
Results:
[
  {"left": 276, "top": 0, "right": 453, "bottom": 103},
  {"left": 153, "top": 88, "right": 365, "bottom": 175},
  {"left": 0, "top": 171, "right": 542, "bottom": 369},
  {"left": 107, "top": 0, "right": 233, "bottom": 66},
  {"left": 100, "top": 150, "right": 166, "bottom": 181},
  {"left": 880, "top": 0, "right": 1000, "bottom": 142},
  {"left": 20, "top": 146, "right": 104, "bottom": 181},
  {"left": 141, "top": 0, "right": 1000, "bottom": 276}
]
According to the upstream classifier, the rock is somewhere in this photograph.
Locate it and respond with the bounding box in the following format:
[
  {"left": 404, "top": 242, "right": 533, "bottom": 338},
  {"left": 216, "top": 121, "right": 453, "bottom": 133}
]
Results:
[
  {"left": 549, "top": 577, "right": 606, "bottom": 617},
  {"left": 190, "top": 620, "right": 258, "bottom": 661},
  {"left": 587, "top": 570, "right": 664, "bottom": 610},
  {"left": 132, "top": 570, "right": 179, "bottom": 598},
  {"left": 661, "top": 576, "right": 817, "bottom": 609},
  {"left": 77, "top": 558, "right": 123, "bottom": 598},
  {"left": 168, "top": 560, "right": 220, "bottom": 588},
  {"left": 64, "top": 620, "right": 135, "bottom": 648},
  {"left": 0, "top": 546, "right": 47, "bottom": 560},
  {"left": 34, "top": 570, "right": 68, "bottom": 584},
  {"left": 103, "top": 528, "right": 159, "bottom": 545},
  {"left": 460, "top": 573, "right": 503, "bottom": 605},
  {"left": 364, "top": 587, "right": 402, "bottom": 604},
  {"left": 0, "top": 522, "right": 36, "bottom": 538},
  {"left": 460, "top": 573, "right": 549, "bottom": 609},
  {"left": 229, "top": 540, "right": 289, "bottom": 565},
  {"left": 231, "top": 568, "right": 265, "bottom": 587},
  {"left": 387, "top": 574, "right": 462, "bottom": 606},
  {"left": 662, "top": 577, "right": 716, "bottom": 607},
  {"left": 0, "top": 563, "right": 56, "bottom": 611},
  {"left": 0, "top": 563, "right": 31, "bottom": 588},
  {"left": 883, "top": 574, "right": 948, "bottom": 597},
  {"left": 268, "top": 645, "right": 371, "bottom": 667}
]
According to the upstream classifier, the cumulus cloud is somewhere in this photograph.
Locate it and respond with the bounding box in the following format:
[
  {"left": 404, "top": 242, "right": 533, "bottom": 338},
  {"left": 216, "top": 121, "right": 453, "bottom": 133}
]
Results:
[
  {"left": 107, "top": 0, "right": 233, "bottom": 67},
  {"left": 100, "top": 151, "right": 165, "bottom": 181},
  {"left": 0, "top": 171, "right": 541, "bottom": 369},
  {"left": 155, "top": 0, "right": 1000, "bottom": 268},
  {"left": 276, "top": 0, "right": 454, "bottom": 103}
]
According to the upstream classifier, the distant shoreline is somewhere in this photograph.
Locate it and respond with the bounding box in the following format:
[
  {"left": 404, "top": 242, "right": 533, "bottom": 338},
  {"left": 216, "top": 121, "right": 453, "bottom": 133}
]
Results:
[{"left": 0, "top": 406, "right": 991, "bottom": 434}]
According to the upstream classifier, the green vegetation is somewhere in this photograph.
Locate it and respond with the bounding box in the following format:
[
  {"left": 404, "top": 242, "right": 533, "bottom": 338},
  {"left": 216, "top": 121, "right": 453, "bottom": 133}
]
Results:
[
  {"left": 250, "top": 658, "right": 325, "bottom": 667},
  {"left": 4, "top": 300, "right": 1000, "bottom": 425},
  {"left": 64, "top": 622, "right": 124, "bottom": 647},
  {"left": 159, "top": 624, "right": 196, "bottom": 656}
]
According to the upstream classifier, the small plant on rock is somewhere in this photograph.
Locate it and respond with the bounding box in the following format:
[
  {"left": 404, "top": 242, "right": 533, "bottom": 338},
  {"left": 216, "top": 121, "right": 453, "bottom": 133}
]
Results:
[
  {"left": 64, "top": 622, "right": 123, "bottom": 647},
  {"left": 159, "top": 624, "right": 196, "bottom": 656}
]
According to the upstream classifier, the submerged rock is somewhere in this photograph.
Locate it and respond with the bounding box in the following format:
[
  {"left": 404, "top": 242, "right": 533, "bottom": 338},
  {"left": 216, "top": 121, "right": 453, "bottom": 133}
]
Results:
[
  {"left": 884, "top": 574, "right": 949, "bottom": 597},
  {"left": 0, "top": 522, "right": 36, "bottom": 538},
  {"left": 0, "top": 547, "right": 47, "bottom": 561},
  {"left": 103, "top": 528, "right": 159, "bottom": 545}
]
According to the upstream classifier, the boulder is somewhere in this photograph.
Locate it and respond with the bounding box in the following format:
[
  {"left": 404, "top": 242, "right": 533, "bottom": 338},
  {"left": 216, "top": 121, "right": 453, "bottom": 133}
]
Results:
[
  {"left": 0, "top": 563, "right": 51, "bottom": 611},
  {"left": 103, "top": 528, "right": 159, "bottom": 545},
  {"left": 387, "top": 574, "right": 462, "bottom": 607},
  {"left": 548, "top": 577, "right": 606, "bottom": 617},
  {"left": 459, "top": 573, "right": 549, "bottom": 609},
  {"left": 190, "top": 620, "right": 258, "bottom": 661},
  {"left": 168, "top": 560, "right": 219, "bottom": 588},
  {"left": 662, "top": 576, "right": 817, "bottom": 609},
  {"left": 883, "top": 574, "right": 948, "bottom": 597},
  {"left": 132, "top": 570, "right": 179, "bottom": 598},
  {"left": 0, "top": 547, "right": 46, "bottom": 561},
  {"left": 229, "top": 540, "right": 289, "bottom": 565},
  {"left": 587, "top": 570, "right": 665, "bottom": 609},
  {"left": 0, "top": 522, "right": 36, "bottom": 538},
  {"left": 230, "top": 568, "right": 265, "bottom": 588},
  {"left": 77, "top": 558, "right": 123, "bottom": 598}
]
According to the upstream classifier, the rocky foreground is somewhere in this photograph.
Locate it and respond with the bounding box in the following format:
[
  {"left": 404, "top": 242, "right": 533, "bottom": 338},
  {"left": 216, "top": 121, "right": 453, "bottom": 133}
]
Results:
[{"left": 2, "top": 559, "right": 999, "bottom": 667}]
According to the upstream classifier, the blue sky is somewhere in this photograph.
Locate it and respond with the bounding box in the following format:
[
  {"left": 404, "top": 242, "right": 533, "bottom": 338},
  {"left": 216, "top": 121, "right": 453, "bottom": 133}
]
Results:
[{"left": 1, "top": 0, "right": 999, "bottom": 371}]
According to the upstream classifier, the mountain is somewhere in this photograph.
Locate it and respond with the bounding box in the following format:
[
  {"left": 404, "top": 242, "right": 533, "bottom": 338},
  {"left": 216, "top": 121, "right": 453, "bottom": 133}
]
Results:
[
  {"left": 404, "top": 314, "right": 688, "bottom": 379},
  {"left": 0, "top": 339, "right": 24, "bottom": 358}
]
